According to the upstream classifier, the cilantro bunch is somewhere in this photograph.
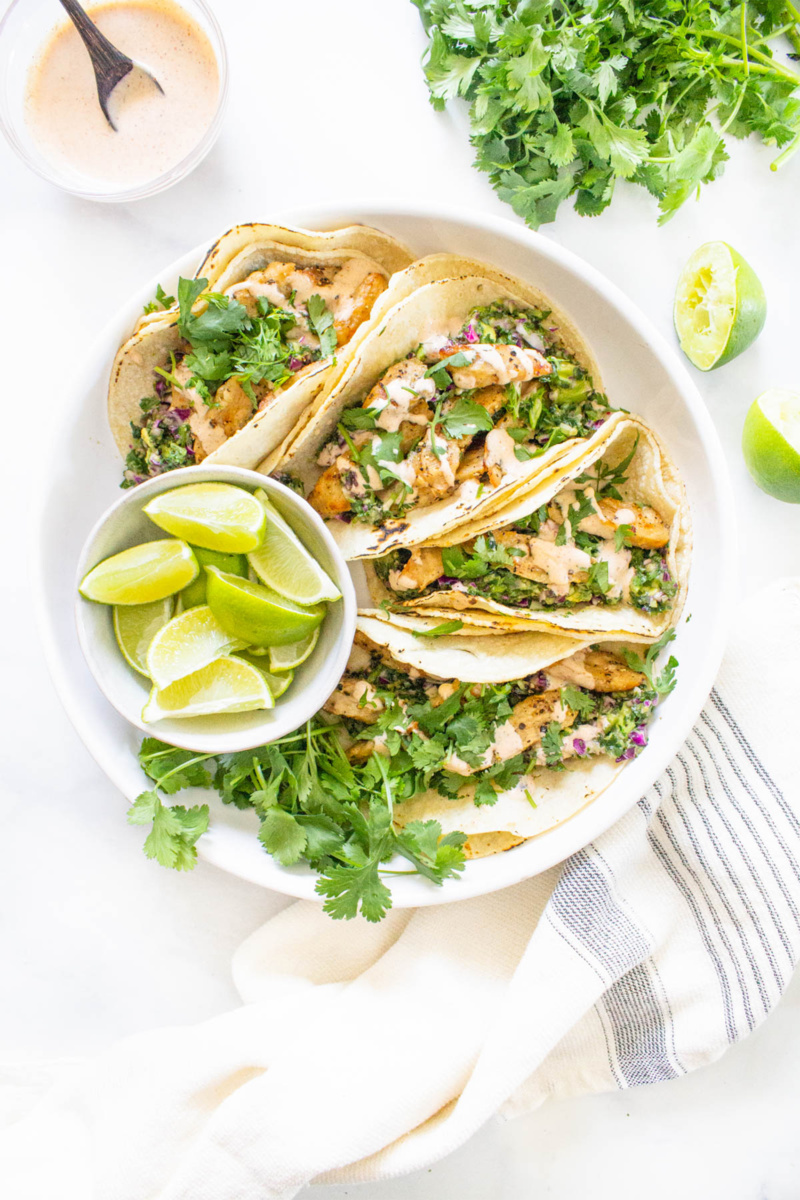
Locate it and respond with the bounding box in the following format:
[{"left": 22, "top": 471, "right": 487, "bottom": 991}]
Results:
[
  {"left": 130, "top": 727, "right": 466, "bottom": 922},
  {"left": 413, "top": 0, "right": 800, "bottom": 224}
]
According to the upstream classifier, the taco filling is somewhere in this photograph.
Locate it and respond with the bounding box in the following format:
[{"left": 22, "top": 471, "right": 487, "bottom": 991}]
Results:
[
  {"left": 307, "top": 301, "right": 611, "bottom": 524},
  {"left": 374, "top": 443, "right": 678, "bottom": 617},
  {"left": 122, "top": 258, "right": 387, "bottom": 486},
  {"left": 321, "top": 632, "right": 666, "bottom": 805}
]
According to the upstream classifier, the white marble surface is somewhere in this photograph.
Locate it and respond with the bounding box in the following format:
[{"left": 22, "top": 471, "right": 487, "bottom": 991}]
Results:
[{"left": 3, "top": 0, "right": 800, "bottom": 1195}]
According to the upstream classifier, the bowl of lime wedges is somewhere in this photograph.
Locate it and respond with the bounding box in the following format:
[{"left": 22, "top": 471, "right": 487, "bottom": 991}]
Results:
[{"left": 75, "top": 465, "right": 356, "bottom": 753}]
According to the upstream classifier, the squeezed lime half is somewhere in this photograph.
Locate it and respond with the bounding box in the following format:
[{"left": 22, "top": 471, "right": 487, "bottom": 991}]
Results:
[
  {"left": 674, "top": 241, "right": 766, "bottom": 371},
  {"left": 742, "top": 389, "right": 800, "bottom": 503}
]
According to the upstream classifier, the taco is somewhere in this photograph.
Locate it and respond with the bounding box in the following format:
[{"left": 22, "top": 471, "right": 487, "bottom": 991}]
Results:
[
  {"left": 320, "top": 612, "right": 675, "bottom": 858},
  {"left": 108, "top": 223, "right": 414, "bottom": 486},
  {"left": 269, "top": 264, "right": 613, "bottom": 559},
  {"left": 366, "top": 417, "right": 690, "bottom": 642}
]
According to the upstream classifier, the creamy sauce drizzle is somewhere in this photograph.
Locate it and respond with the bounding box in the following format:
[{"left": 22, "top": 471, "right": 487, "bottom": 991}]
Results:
[{"left": 25, "top": 0, "right": 220, "bottom": 186}]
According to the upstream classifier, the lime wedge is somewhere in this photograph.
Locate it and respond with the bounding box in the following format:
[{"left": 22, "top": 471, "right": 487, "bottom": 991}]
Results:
[
  {"left": 742, "top": 389, "right": 800, "bottom": 503},
  {"left": 269, "top": 627, "right": 320, "bottom": 672},
  {"left": 113, "top": 598, "right": 174, "bottom": 676},
  {"left": 249, "top": 490, "right": 341, "bottom": 605},
  {"left": 206, "top": 566, "right": 325, "bottom": 647},
  {"left": 142, "top": 656, "right": 274, "bottom": 722},
  {"left": 674, "top": 241, "right": 766, "bottom": 371},
  {"left": 181, "top": 547, "right": 248, "bottom": 609},
  {"left": 238, "top": 654, "right": 295, "bottom": 698},
  {"left": 80, "top": 539, "right": 198, "bottom": 605},
  {"left": 144, "top": 483, "right": 266, "bottom": 552},
  {"left": 145, "top": 604, "right": 248, "bottom": 689}
]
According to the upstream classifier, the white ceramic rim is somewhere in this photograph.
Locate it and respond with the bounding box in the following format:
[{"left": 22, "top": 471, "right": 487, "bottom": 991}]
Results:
[
  {"left": 33, "top": 201, "right": 737, "bottom": 906},
  {"left": 73, "top": 463, "right": 357, "bottom": 754},
  {"left": 0, "top": 0, "right": 229, "bottom": 202}
]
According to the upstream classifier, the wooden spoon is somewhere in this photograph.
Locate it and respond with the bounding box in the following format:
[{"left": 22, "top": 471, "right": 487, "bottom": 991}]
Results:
[{"left": 59, "top": 0, "right": 163, "bottom": 131}]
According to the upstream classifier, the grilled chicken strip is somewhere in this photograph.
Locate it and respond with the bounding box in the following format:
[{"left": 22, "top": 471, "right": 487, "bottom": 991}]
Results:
[
  {"left": 573, "top": 496, "right": 670, "bottom": 550},
  {"left": 322, "top": 677, "right": 384, "bottom": 723},
  {"left": 334, "top": 272, "right": 388, "bottom": 346},
  {"left": 436, "top": 343, "right": 551, "bottom": 390},
  {"left": 405, "top": 429, "right": 462, "bottom": 506},
  {"left": 547, "top": 649, "right": 646, "bottom": 693},
  {"left": 388, "top": 547, "right": 445, "bottom": 593}
]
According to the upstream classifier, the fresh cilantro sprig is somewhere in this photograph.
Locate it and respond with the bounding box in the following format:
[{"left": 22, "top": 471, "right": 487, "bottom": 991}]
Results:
[
  {"left": 127, "top": 741, "right": 214, "bottom": 870},
  {"left": 307, "top": 293, "right": 338, "bottom": 358},
  {"left": 413, "top": 0, "right": 800, "bottom": 225},
  {"left": 620, "top": 628, "right": 679, "bottom": 696},
  {"left": 143, "top": 283, "right": 176, "bottom": 315}
]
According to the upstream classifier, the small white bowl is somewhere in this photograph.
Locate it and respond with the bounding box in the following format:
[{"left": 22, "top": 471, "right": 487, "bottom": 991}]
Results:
[{"left": 74, "top": 464, "right": 356, "bottom": 754}]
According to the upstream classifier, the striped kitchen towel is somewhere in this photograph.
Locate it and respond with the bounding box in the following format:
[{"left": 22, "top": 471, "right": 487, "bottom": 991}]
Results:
[{"left": 1, "top": 579, "right": 799, "bottom": 1200}]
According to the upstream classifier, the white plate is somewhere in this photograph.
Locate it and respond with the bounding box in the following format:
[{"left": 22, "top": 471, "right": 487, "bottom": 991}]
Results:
[{"left": 35, "top": 203, "right": 735, "bottom": 908}]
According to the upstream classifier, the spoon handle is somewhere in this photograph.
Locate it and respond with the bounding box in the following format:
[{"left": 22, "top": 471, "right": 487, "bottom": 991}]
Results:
[{"left": 59, "top": 0, "right": 133, "bottom": 130}]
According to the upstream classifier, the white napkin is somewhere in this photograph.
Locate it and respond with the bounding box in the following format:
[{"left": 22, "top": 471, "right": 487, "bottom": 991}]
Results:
[{"left": 3, "top": 579, "right": 800, "bottom": 1200}]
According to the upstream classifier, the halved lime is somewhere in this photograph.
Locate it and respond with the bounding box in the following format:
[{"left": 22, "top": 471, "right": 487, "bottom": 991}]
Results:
[
  {"left": 238, "top": 654, "right": 295, "bottom": 698},
  {"left": 142, "top": 655, "right": 274, "bottom": 722},
  {"left": 181, "top": 547, "right": 248, "bottom": 608},
  {"left": 742, "top": 389, "right": 800, "bottom": 503},
  {"left": 144, "top": 483, "right": 266, "bottom": 552},
  {"left": 80, "top": 539, "right": 198, "bottom": 605},
  {"left": 674, "top": 241, "right": 766, "bottom": 371},
  {"left": 206, "top": 566, "right": 326, "bottom": 647},
  {"left": 113, "top": 598, "right": 174, "bottom": 676},
  {"left": 268, "top": 627, "right": 320, "bottom": 672},
  {"left": 249, "top": 490, "right": 341, "bottom": 605},
  {"left": 145, "top": 604, "right": 248, "bottom": 689}
]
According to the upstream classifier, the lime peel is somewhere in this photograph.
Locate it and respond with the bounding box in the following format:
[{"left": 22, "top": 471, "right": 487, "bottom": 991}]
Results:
[{"left": 742, "top": 388, "right": 800, "bottom": 504}]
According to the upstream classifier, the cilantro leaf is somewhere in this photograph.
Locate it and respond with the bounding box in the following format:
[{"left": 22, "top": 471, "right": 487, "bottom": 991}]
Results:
[
  {"left": 307, "top": 294, "right": 338, "bottom": 359},
  {"left": 425, "top": 351, "right": 471, "bottom": 389},
  {"left": 560, "top": 686, "right": 597, "bottom": 722},
  {"left": 177, "top": 278, "right": 249, "bottom": 347},
  {"left": 413, "top": 619, "right": 465, "bottom": 638},
  {"left": 440, "top": 396, "right": 495, "bottom": 438},
  {"left": 541, "top": 722, "right": 565, "bottom": 766},
  {"left": 315, "top": 861, "right": 392, "bottom": 923},
  {"left": 258, "top": 808, "right": 307, "bottom": 866}
]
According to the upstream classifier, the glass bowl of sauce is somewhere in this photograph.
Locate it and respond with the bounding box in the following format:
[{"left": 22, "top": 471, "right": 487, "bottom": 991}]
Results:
[{"left": 0, "top": 0, "right": 228, "bottom": 201}]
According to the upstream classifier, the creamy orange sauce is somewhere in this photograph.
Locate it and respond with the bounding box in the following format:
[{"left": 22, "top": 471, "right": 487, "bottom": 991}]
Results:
[{"left": 25, "top": 0, "right": 219, "bottom": 186}]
